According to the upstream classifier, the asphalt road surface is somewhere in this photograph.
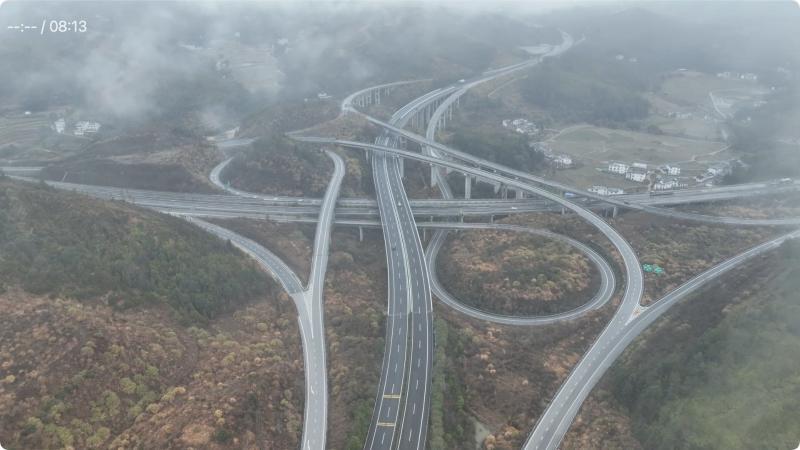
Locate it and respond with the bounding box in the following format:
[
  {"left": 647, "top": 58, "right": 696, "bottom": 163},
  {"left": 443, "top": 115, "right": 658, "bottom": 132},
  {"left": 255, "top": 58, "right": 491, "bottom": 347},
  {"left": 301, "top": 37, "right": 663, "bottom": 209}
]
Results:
[
  {"left": 14, "top": 173, "right": 800, "bottom": 223},
  {"left": 365, "top": 87, "right": 449, "bottom": 450}
]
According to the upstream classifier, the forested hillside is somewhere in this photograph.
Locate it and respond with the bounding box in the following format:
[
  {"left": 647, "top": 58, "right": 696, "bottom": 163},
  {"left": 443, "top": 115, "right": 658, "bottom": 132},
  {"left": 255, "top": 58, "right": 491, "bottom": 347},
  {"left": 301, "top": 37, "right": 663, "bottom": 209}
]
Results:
[
  {"left": 0, "top": 178, "right": 272, "bottom": 324},
  {"left": 438, "top": 229, "right": 597, "bottom": 316},
  {"left": 225, "top": 136, "right": 333, "bottom": 197},
  {"left": 0, "top": 177, "right": 305, "bottom": 449},
  {"left": 448, "top": 124, "right": 546, "bottom": 174},
  {"left": 605, "top": 240, "right": 800, "bottom": 449},
  {"left": 519, "top": 65, "right": 650, "bottom": 128}
]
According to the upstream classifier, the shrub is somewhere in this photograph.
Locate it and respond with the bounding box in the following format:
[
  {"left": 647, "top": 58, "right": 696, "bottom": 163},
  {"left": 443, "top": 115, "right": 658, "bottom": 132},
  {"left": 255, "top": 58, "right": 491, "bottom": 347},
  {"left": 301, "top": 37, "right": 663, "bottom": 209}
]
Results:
[{"left": 119, "top": 377, "right": 137, "bottom": 395}]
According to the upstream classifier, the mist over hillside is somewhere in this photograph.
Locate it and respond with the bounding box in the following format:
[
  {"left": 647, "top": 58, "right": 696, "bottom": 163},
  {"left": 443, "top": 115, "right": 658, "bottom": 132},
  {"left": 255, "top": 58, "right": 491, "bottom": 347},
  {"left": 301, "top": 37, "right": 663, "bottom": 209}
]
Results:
[{"left": 0, "top": 1, "right": 559, "bottom": 130}]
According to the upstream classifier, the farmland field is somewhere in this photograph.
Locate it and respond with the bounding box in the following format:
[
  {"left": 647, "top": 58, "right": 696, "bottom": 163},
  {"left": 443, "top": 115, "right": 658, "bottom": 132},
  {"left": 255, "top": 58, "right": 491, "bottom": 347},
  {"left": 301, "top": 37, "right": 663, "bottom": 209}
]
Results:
[
  {"left": 658, "top": 70, "right": 766, "bottom": 109},
  {"left": 548, "top": 125, "right": 727, "bottom": 167},
  {"left": 0, "top": 113, "right": 50, "bottom": 147},
  {"left": 0, "top": 112, "right": 88, "bottom": 162}
]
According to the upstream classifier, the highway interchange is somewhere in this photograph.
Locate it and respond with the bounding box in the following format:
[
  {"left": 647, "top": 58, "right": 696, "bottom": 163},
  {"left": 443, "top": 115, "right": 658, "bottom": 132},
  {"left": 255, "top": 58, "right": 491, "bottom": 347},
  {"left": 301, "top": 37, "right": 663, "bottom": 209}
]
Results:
[
  {"left": 364, "top": 102, "right": 437, "bottom": 450},
  {"left": 11, "top": 165, "right": 800, "bottom": 224},
  {"left": 5, "top": 29, "right": 800, "bottom": 450},
  {"left": 180, "top": 148, "right": 344, "bottom": 450}
]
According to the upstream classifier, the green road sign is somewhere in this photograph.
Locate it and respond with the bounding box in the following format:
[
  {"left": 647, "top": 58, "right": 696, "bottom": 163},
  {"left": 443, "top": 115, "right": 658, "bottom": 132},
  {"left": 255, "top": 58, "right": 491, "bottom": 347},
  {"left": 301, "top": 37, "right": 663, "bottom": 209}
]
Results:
[{"left": 643, "top": 263, "right": 665, "bottom": 274}]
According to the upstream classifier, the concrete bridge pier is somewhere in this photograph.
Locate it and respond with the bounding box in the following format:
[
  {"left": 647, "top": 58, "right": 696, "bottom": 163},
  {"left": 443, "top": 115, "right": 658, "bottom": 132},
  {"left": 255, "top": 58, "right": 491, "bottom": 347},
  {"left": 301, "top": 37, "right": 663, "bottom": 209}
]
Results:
[
  {"left": 358, "top": 226, "right": 364, "bottom": 242},
  {"left": 561, "top": 207, "right": 567, "bottom": 215},
  {"left": 501, "top": 185, "right": 508, "bottom": 199},
  {"left": 612, "top": 206, "right": 619, "bottom": 218},
  {"left": 464, "top": 174, "right": 473, "bottom": 199},
  {"left": 515, "top": 189, "right": 524, "bottom": 200}
]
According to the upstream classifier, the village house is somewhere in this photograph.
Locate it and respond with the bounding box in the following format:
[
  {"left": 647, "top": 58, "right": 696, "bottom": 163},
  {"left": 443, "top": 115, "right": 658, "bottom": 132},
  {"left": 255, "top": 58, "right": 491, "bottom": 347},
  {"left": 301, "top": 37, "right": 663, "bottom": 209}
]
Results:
[
  {"left": 653, "top": 178, "right": 688, "bottom": 190},
  {"left": 706, "top": 162, "right": 731, "bottom": 177},
  {"left": 625, "top": 167, "right": 648, "bottom": 183},
  {"left": 52, "top": 118, "right": 66, "bottom": 134},
  {"left": 608, "top": 162, "right": 629, "bottom": 174},
  {"left": 73, "top": 121, "right": 101, "bottom": 136},
  {"left": 660, "top": 164, "right": 681, "bottom": 176},
  {"left": 551, "top": 154, "right": 573, "bottom": 169},
  {"left": 588, "top": 185, "right": 625, "bottom": 196}
]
